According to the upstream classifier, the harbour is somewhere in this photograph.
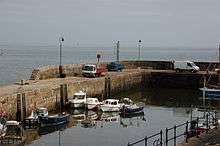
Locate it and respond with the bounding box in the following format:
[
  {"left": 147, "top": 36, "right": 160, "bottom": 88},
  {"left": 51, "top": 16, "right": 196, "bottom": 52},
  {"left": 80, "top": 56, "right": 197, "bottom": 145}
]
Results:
[
  {"left": 1, "top": 0, "right": 220, "bottom": 145},
  {"left": 20, "top": 88, "right": 213, "bottom": 146},
  {"left": 1, "top": 60, "right": 220, "bottom": 145}
]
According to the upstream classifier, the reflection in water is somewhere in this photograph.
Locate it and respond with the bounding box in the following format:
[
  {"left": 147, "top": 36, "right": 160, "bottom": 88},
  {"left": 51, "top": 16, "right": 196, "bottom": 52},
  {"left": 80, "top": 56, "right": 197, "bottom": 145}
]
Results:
[{"left": 38, "top": 124, "right": 68, "bottom": 135}]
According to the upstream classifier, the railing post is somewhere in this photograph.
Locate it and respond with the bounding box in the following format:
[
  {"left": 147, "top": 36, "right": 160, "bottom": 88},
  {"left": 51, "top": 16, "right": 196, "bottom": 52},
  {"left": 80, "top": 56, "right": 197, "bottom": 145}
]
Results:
[
  {"left": 160, "top": 130, "right": 163, "bottom": 146},
  {"left": 206, "top": 113, "right": 209, "bottom": 133},
  {"left": 196, "top": 118, "right": 199, "bottom": 137},
  {"left": 165, "top": 128, "right": 168, "bottom": 146},
  {"left": 127, "top": 142, "right": 131, "bottom": 146},
  {"left": 145, "top": 136, "right": 148, "bottom": 146},
  {"left": 215, "top": 111, "right": 218, "bottom": 128},
  {"left": 174, "top": 125, "right": 176, "bottom": 146},
  {"left": 185, "top": 121, "right": 188, "bottom": 143}
]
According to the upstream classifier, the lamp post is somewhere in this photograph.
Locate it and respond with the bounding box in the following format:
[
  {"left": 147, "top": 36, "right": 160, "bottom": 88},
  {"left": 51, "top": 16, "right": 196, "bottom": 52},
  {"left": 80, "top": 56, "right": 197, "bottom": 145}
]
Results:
[
  {"left": 59, "top": 37, "right": 64, "bottom": 78},
  {"left": 219, "top": 42, "right": 220, "bottom": 63},
  {"left": 116, "top": 41, "right": 120, "bottom": 62},
  {"left": 138, "top": 40, "right": 141, "bottom": 60}
]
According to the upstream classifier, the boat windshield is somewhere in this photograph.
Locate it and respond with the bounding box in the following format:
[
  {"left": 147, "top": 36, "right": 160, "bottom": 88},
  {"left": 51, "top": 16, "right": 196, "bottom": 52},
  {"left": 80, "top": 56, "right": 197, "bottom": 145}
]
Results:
[
  {"left": 37, "top": 108, "right": 47, "bottom": 115},
  {"left": 82, "top": 66, "right": 94, "bottom": 71},
  {"left": 74, "top": 95, "right": 85, "bottom": 99},
  {"left": 111, "top": 101, "right": 118, "bottom": 105}
]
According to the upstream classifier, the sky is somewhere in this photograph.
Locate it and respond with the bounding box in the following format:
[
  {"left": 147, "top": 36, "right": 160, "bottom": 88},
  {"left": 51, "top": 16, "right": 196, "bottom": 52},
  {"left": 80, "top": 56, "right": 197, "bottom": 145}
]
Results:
[{"left": 0, "top": 0, "right": 220, "bottom": 48}]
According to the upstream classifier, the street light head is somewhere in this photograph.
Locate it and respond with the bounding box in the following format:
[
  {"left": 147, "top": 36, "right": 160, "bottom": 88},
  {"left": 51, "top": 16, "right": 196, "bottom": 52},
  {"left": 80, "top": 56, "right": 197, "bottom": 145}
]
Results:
[{"left": 59, "top": 37, "right": 64, "bottom": 42}]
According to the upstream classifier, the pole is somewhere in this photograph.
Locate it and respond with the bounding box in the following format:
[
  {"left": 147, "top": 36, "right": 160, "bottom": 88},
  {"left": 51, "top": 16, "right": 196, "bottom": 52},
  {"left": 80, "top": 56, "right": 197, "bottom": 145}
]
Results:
[
  {"left": 138, "top": 40, "right": 141, "bottom": 60},
  {"left": 219, "top": 43, "right": 220, "bottom": 63},
  {"left": 59, "top": 37, "right": 64, "bottom": 77},
  {"left": 116, "top": 41, "right": 120, "bottom": 62},
  {"left": 203, "top": 76, "right": 206, "bottom": 106}
]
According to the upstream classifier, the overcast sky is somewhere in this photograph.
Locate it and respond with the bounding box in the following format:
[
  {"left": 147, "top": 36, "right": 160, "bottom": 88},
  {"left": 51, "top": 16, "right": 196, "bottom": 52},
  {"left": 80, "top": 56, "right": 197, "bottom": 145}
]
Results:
[{"left": 0, "top": 0, "right": 220, "bottom": 48}]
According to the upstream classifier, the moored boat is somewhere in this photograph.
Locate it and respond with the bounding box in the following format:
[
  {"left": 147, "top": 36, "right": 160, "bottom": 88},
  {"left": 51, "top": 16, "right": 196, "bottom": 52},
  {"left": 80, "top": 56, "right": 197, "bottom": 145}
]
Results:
[
  {"left": 120, "top": 98, "right": 144, "bottom": 114},
  {"left": 120, "top": 105, "right": 144, "bottom": 114},
  {"left": 199, "top": 87, "right": 220, "bottom": 98},
  {"left": 100, "top": 99, "right": 121, "bottom": 112},
  {"left": 38, "top": 113, "right": 70, "bottom": 127},
  {"left": 86, "top": 97, "right": 101, "bottom": 110},
  {"left": 68, "top": 90, "right": 87, "bottom": 108}
]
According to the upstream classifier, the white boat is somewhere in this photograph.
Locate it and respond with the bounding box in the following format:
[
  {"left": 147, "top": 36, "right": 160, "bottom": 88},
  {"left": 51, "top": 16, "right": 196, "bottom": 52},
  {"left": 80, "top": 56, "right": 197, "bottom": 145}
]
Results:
[
  {"left": 69, "top": 91, "right": 87, "bottom": 108},
  {"left": 0, "top": 123, "right": 6, "bottom": 137},
  {"left": 100, "top": 99, "right": 121, "bottom": 112},
  {"left": 86, "top": 98, "right": 101, "bottom": 110}
]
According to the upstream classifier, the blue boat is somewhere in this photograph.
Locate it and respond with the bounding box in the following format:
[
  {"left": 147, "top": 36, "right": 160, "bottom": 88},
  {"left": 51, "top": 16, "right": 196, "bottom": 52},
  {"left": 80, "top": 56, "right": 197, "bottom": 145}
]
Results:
[
  {"left": 120, "top": 105, "right": 144, "bottom": 114},
  {"left": 199, "top": 87, "right": 220, "bottom": 99},
  {"left": 38, "top": 113, "right": 70, "bottom": 127}
]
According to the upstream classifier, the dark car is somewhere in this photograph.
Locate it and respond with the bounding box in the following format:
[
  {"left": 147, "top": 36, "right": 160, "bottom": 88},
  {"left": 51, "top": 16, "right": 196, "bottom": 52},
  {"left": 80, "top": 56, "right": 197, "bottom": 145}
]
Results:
[{"left": 107, "top": 62, "right": 124, "bottom": 71}]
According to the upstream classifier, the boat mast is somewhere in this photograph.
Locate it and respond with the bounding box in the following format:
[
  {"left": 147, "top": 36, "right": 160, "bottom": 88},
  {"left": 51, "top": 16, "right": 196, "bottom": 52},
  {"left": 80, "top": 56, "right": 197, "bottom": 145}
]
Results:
[{"left": 202, "top": 76, "right": 206, "bottom": 106}]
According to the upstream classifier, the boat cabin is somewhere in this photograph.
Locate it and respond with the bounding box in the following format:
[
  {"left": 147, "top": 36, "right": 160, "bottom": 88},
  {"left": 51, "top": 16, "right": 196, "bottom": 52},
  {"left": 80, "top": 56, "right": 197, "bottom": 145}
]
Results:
[
  {"left": 73, "top": 91, "right": 86, "bottom": 100},
  {"left": 36, "top": 107, "right": 48, "bottom": 117}
]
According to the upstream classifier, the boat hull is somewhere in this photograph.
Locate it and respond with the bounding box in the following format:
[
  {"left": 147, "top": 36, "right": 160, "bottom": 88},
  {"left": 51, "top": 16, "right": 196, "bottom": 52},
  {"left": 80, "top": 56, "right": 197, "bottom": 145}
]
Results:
[
  {"left": 199, "top": 87, "right": 220, "bottom": 98},
  {"left": 38, "top": 114, "right": 70, "bottom": 127},
  {"left": 86, "top": 104, "right": 99, "bottom": 110},
  {"left": 100, "top": 106, "right": 120, "bottom": 112},
  {"left": 70, "top": 102, "right": 85, "bottom": 108},
  {"left": 120, "top": 106, "right": 144, "bottom": 114}
]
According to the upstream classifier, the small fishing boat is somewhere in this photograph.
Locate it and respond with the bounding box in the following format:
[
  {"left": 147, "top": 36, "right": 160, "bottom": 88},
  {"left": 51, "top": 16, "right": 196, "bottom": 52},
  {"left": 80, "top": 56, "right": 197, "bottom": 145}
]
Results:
[
  {"left": 100, "top": 99, "right": 121, "bottom": 112},
  {"left": 199, "top": 87, "right": 220, "bottom": 99},
  {"left": 68, "top": 90, "right": 87, "bottom": 108},
  {"left": 26, "top": 107, "right": 69, "bottom": 127},
  {"left": 120, "top": 98, "right": 144, "bottom": 115},
  {"left": 38, "top": 113, "right": 70, "bottom": 127},
  {"left": 86, "top": 97, "right": 101, "bottom": 110}
]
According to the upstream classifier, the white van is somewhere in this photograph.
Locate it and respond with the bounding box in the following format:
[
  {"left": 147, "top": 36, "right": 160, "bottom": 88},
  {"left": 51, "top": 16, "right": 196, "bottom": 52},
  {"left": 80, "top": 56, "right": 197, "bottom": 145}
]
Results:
[{"left": 173, "top": 61, "right": 200, "bottom": 72}]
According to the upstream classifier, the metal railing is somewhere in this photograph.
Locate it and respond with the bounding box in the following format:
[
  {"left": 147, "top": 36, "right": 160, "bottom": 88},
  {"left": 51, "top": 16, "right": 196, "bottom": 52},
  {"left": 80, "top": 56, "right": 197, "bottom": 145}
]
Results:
[{"left": 127, "top": 111, "right": 218, "bottom": 146}]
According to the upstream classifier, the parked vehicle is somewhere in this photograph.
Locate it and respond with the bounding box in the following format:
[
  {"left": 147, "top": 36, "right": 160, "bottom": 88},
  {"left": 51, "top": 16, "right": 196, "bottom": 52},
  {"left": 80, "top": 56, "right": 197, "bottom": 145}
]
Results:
[
  {"left": 82, "top": 64, "right": 106, "bottom": 77},
  {"left": 68, "top": 90, "right": 87, "bottom": 108},
  {"left": 86, "top": 97, "right": 101, "bottom": 110},
  {"left": 100, "top": 99, "right": 121, "bottom": 112},
  {"left": 173, "top": 61, "right": 200, "bottom": 72},
  {"left": 107, "top": 62, "right": 124, "bottom": 71}
]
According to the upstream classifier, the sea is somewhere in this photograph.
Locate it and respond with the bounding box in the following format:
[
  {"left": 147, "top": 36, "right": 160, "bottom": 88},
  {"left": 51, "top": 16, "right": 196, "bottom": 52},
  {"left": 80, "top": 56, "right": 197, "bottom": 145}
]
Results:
[{"left": 0, "top": 45, "right": 218, "bottom": 86}]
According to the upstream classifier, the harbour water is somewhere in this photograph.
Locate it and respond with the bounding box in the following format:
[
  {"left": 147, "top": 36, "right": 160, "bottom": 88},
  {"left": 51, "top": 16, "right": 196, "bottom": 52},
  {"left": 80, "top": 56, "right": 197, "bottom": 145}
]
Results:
[
  {"left": 0, "top": 45, "right": 218, "bottom": 86},
  {"left": 24, "top": 88, "right": 213, "bottom": 146}
]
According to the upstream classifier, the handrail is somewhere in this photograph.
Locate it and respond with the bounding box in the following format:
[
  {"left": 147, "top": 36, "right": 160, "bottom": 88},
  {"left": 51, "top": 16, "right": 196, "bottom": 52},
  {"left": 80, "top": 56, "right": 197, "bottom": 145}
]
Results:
[{"left": 127, "top": 111, "right": 218, "bottom": 146}]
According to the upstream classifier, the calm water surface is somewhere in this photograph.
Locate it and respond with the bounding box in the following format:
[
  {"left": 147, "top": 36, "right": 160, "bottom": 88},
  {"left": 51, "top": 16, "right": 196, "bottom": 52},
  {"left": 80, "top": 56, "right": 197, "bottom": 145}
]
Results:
[{"left": 26, "top": 88, "right": 215, "bottom": 146}]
